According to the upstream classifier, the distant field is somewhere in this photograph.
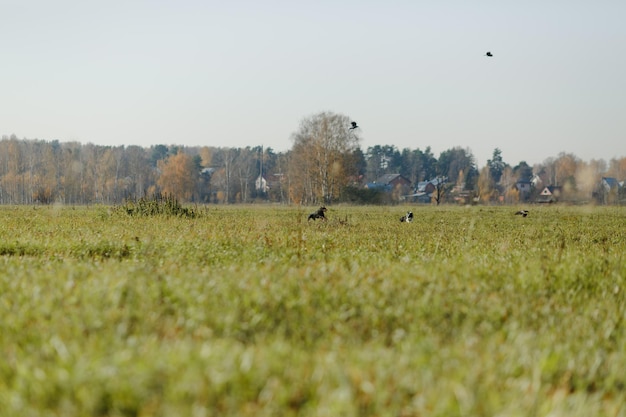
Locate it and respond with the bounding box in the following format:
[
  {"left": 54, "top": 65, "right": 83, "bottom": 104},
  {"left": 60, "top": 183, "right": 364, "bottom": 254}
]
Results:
[{"left": 1, "top": 204, "right": 625, "bottom": 416}]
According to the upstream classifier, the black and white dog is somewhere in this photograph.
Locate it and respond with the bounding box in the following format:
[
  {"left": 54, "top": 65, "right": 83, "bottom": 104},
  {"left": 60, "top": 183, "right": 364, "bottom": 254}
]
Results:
[
  {"left": 400, "top": 211, "right": 413, "bottom": 222},
  {"left": 515, "top": 210, "right": 529, "bottom": 217},
  {"left": 308, "top": 206, "right": 327, "bottom": 221}
]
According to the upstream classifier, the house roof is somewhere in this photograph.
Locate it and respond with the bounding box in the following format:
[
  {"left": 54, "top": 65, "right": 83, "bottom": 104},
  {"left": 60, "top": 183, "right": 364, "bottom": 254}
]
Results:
[
  {"left": 541, "top": 185, "right": 561, "bottom": 195},
  {"left": 372, "top": 173, "right": 410, "bottom": 185},
  {"left": 602, "top": 177, "right": 619, "bottom": 189},
  {"left": 416, "top": 177, "right": 446, "bottom": 191},
  {"left": 531, "top": 175, "right": 543, "bottom": 186}
]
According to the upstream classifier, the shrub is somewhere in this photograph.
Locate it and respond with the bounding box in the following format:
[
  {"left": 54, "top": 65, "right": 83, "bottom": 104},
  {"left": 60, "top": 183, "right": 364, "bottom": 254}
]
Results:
[{"left": 116, "top": 193, "right": 198, "bottom": 218}]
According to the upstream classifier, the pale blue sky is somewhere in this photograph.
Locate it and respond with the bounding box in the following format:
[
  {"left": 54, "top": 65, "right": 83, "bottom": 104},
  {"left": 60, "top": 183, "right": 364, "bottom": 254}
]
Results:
[{"left": 2, "top": 0, "right": 625, "bottom": 167}]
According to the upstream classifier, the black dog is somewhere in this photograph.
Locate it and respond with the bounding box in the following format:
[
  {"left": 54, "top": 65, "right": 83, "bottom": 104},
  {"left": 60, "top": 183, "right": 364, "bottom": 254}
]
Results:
[
  {"left": 400, "top": 211, "right": 413, "bottom": 222},
  {"left": 308, "top": 206, "right": 327, "bottom": 221}
]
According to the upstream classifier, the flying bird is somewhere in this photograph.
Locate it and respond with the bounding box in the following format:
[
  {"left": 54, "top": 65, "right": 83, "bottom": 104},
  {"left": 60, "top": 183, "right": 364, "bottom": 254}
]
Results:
[
  {"left": 349, "top": 121, "right": 359, "bottom": 130},
  {"left": 515, "top": 210, "right": 529, "bottom": 217},
  {"left": 485, "top": 51, "right": 493, "bottom": 57}
]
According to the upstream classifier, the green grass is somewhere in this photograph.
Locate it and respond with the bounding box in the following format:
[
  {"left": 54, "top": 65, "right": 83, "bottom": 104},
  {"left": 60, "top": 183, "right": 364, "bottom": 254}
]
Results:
[{"left": 1, "top": 204, "right": 625, "bottom": 416}]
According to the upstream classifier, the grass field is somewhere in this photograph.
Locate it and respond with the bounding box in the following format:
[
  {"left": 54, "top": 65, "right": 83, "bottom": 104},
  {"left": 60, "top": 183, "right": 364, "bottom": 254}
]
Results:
[{"left": 1, "top": 204, "right": 625, "bottom": 416}]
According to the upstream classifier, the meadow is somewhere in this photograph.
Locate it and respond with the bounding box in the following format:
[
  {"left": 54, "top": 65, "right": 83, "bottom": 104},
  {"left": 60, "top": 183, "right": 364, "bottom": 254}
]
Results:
[{"left": 0, "top": 203, "right": 625, "bottom": 417}]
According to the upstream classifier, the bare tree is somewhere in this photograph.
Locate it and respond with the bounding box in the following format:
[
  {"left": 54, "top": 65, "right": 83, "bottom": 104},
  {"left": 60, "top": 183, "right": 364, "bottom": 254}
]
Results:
[
  {"left": 234, "top": 147, "right": 256, "bottom": 203},
  {"left": 289, "top": 112, "right": 360, "bottom": 204},
  {"left": 211, "top": 148, "right": 238, "bottom": 203},
  {"left": 123, "top": 145, "right": 153, "bottom": 200},
  {"left": 432, "top": 177, "right": 449, "bottom": 205}
]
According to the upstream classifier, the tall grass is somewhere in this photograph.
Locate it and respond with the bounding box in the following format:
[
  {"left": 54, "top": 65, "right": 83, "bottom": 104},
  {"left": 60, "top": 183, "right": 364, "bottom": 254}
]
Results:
[{"left": 0, "top": 204, "right": 625, "bottom": 416}]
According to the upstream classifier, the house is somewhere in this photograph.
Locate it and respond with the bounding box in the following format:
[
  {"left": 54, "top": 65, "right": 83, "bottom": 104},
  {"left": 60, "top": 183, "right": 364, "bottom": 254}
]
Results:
[
  {"left": 416, "top": 177, "right": 446, "bottom": 194},
  {"left": 530, "top": 174, "right": 543, "bottom": 188},
  {"left": 366, "top": 174, "right": 412, "bottom": 201},
  {"left": 267, "top": 172, "right": 285, "bottom": 187},
  {"left": 602, "top": 177, "right": 619, "bottom": 192},
  {"left": 515, "top": 179, "right": 533, "bottom": 201},
  {"left": 515, "top": 179, "right": 532, "bottom": 194},
  {"left": 255, "top": 175, "right": 269, "bottom": 193},
  {"left": 366, "top": 174, "right": 411, "bottom": 192},
  {"left": 537, "top": 185, "right": 561, "bottom": 203},
  {"left": 402, "top": 177, "right": 447, "bottom": 204},
  {"left": 597, "top": 177, "right": 620, "bottom": 205},
  {"left": 416, "top": 180, "right": 436, "bottom": 195},
  {"left": 368, "top": 174, "right": 411, "bottom": 188}
]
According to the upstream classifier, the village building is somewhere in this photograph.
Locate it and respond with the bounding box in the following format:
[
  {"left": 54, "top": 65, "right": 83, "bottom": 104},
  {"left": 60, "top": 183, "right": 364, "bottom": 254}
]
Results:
[
  {"left": 365, "top": 174, "right": 412, "bottom": 201},
  {"left": 366, "top": 174, "right": 411, "bottom": 192},
  {"left": 537, "top": 185, "right": 562, "bottom": 203}
]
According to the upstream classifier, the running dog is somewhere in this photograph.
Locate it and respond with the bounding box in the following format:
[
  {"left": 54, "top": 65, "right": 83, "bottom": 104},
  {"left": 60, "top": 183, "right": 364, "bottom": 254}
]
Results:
[{"left": 308, "top": 206, "right": 327, "bottom": 221}]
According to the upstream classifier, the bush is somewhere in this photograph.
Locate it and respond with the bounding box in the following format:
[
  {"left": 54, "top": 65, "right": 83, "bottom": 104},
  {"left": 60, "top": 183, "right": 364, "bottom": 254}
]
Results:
[{"left": 116, "top": 193, "right": 198, "bottom": 218}]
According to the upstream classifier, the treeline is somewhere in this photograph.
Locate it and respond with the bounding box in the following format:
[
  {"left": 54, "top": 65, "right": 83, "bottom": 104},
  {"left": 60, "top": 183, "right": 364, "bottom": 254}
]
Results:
[
  {"left": 1, "top": 129, "right": 624, "bottom": 205},
  {"left": 0, "top": 136, "right": 280, "bottom": 205}
]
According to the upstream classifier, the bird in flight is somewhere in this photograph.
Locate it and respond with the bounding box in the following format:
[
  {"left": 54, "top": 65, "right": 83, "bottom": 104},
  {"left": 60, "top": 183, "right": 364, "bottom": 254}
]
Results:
[
  {"left": 515, "top": 210, "right": 529, "bottom": 217},
  {"left": 485, "top": 51, "right": 493, "bottom": 57},
  {"left": 349, "top": 121, "right": 359, "bottom": 130}
]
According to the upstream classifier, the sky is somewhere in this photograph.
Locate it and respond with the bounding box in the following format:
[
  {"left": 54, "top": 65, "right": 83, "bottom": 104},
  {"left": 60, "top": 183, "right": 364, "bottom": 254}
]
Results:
[{"left": 2, "top": 0, "right": 625, "bottom": 168}]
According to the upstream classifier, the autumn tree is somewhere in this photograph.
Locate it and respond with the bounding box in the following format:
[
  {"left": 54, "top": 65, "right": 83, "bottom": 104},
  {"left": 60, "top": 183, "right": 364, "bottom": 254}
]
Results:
[
  {"left": 554, "top": 152, "right": 579, "bottom": 196},
  {"left": 575, "top": 159, "right": 604, "bottom": 201},
  {"left": 287, "top": 146, "right": 312, "bottom": 204},
  {"left": 500, "top": 166, "right": 517, "bottom": 204},
  {"left": 606, "top": 157, "right": 626, "bottom": 180},
  {"left": 198, "top": 146, "right": 213, "bottom": 168},
  {"left": 477, "top": 166, "right": 496, "bottom": 203},
  {"left": 505, "top": 185, "right": 520, "bottom": 204},
  {"left": 289, "top": 112, "right": 360, "bottom": 204},
  {"left": 157, "top": 151, "right": 199, "bottom": 201}
]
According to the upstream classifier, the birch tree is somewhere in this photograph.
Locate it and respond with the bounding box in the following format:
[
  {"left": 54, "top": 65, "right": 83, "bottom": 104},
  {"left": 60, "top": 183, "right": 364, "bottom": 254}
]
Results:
[{"left": 289, "top": 112, "right": 360, "bottom": 204}]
